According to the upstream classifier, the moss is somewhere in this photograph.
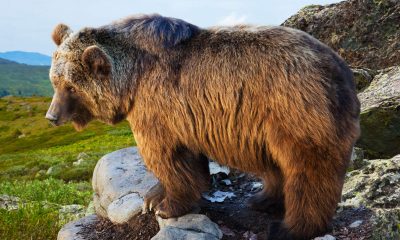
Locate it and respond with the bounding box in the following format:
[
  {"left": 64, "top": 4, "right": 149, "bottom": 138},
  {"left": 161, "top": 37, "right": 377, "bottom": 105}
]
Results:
[{"left": 357, "top": 103, "right": 400, "bottom": 158}]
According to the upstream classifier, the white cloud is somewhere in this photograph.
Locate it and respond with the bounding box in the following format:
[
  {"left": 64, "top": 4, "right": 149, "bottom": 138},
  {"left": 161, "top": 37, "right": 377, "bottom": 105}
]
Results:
[{"left": 217, "top": 12, "right": 247, "bottom": 26}]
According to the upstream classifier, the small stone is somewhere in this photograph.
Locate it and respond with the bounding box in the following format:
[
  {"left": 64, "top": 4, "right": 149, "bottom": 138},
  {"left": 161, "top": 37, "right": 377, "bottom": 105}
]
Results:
[
  {"left": 72, "top": 159, "right": 85, "bottom": 166},
  {"left": 243, "top": 231, "right": 257, "bottom": 240},
  {"left": 251, "top": 182, "right": 263, "bottom": 191},
  {"left": 209, "top": 161, "right": 230, "bottom": 175},
  {"left": 349, "top": 220, "right": 363, "bottom": 228},
  {"left": 221, "top": 179, "right": 232, "bottom": 185},
  {"left": 59, "top": 204, "right": 86, "bottom": 222},
  {"left": 156, "top": 214, "right": 223, "bottom": 239},
  {"left": 77, "top": 152, "right": 89, "bottom": 160},
  {"left": 57, "top": 214, "right": 98, "bottom": 240},
  {"left": 46, "top": 166, "right": 54, "bottom": 175},
  {"left": 314, "top": 234, "right": 336, "bottom": 240},
  {"left": 107, "top": 193, "right": 143, "bottom": 224},
  {"left": 220, "top": 225, "right": 235, "bottom": 236},
  {"left": 152, "top": 227, "right": 220, "bottom": 240},
  {"left": 202, "top": 190, "right": 236, "bottom": 203},
  {"left": 0, "top": 195, "right": 20, "bottom": 210}
]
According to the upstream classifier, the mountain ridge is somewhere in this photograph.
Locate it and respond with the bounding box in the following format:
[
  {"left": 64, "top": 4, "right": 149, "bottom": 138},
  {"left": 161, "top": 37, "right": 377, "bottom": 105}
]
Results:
[
  {"left": 0, "top": 51, "right": 51, "bottom": 66},
  {"left": 0, "top": 57, "right": 52, "bottom": 97}
]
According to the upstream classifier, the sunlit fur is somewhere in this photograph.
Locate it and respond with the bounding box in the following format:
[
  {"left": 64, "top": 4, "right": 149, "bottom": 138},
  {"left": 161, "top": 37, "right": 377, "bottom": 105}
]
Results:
[{"left": 49, "top": 14, "right": 360, "bottom": 239}]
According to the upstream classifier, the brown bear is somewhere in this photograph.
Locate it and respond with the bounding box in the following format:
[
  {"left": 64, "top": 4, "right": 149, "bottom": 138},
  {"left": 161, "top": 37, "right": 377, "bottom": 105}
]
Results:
[{"left": 46, "top": 14, "right": 360, "bottom": 239}]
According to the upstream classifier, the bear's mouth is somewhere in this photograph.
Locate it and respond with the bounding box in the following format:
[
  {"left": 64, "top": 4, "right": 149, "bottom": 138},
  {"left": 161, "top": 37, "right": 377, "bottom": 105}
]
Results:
[
  {"left": 71, "top": 114, "right": 92, "bottom": 131},
  {"left": 48, "top": 117, "right": 68, "bottom": 127}
]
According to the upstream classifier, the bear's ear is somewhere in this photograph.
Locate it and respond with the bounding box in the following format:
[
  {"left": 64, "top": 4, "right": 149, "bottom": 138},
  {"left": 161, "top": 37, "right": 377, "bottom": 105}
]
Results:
[
  {"left": 52, "top": 24, "right": 72, "bottom": 46},
  {"left": 82, "top": 46, "right": 111, "bottom": 78}
]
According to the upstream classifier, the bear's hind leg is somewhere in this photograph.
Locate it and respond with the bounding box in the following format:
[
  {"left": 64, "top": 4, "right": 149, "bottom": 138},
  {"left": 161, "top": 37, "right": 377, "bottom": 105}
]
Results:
[
  {"left": 269, "top": 147, "right": 349, "bottom": 240},
  {"left": 247, "top": 164, "right": 284, "bottom": 213}
]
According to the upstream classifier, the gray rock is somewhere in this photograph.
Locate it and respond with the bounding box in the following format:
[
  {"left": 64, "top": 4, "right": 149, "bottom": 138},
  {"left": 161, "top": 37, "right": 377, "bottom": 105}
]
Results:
[
  {"left": 57, "top": 214, "right": 98, "bottom": 240},
  {"left": 314, "top": 235, "right": 336, "bottom": 240},
  {"left": 72, "top": 159, "right": 85, "bottom": 166},
  {"left": 342, "top": 155, "right": 400, "bottom": 208},
  {"left": 341, "top": 154, "right": 400, "bottom": 239},
  {"left": 77, "top": 152, "right": 89, "bottom": 160},
  {"left": 153, "top": 227, "right": 220, "bottom": 240},
  {"left": 209, "top": 161, "right": 230, "bottom": 175},
  {"left": 0, "top": 194, "right": 20, "bottom": 210},
  {"left": 370, "top": 208, "right": 400, "bottom": 240},
  {"left": 92, "top": 147, "right": 158, "bottom": 224},
  {"left": 59, "top": 204, "right": 86, "bottom": 222},
  {"left": 357, "top": 66, "right": 400, "bottom": 158},
  {"left": 348, "top": 220, "right": 363, "bottom": 228},
  {"left": 153, "top": 214, "right": 223, "bottom": 240},
  {"left": 46, "top": 166, "right": 54, "bottom": 175},
  {"left": 107, "top": 193, "right": 143, "bottom": 223}
]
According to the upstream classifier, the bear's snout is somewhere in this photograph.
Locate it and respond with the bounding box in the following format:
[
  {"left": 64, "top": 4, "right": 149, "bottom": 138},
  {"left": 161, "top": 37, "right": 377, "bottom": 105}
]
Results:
[{"left": 45, "top": 112, "right": 59, "bottom": 126}]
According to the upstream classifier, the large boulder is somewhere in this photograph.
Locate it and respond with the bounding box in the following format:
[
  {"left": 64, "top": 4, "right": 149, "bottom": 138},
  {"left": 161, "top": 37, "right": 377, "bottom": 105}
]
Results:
[
  {"left": 341, "top": 154, "right": 400, "bottom": 239},
  {"left": 90, "top": 147, "right": 223, "bottom": 240},
  {"left": 357, "top": 66, "right": 400, "bottom": 158},
  {"left": 92, "top": 147, "right": 158, "bottom": 224},
  {"left": 282, "top": 0, "right": 400, "bottom": 69}
]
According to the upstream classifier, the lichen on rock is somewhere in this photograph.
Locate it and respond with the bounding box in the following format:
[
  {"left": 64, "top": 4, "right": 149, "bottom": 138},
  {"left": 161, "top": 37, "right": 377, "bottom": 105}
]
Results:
[
  {"left": 282, "top": 0, "right": 400, "bottom": 70},
  {"left": 341, "top": 154, "right": 400, "bottom": 238}
]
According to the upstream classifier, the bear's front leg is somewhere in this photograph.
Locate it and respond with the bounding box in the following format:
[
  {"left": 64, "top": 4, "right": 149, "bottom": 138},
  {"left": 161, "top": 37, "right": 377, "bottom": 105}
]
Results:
[
  {"left": 143, "top": 182, "right": 165, "bottom": 213},
  {"left": 139, "top": 140, "right": 210, "bottom": 218}
]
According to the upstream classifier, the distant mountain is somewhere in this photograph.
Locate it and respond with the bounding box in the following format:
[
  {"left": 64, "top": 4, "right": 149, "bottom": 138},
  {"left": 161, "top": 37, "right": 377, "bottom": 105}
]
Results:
[
  {"left": 0, "top": 57, "right": 52, "bottom": 97},
  {"left": 0, "top": 51, "right": 51, "bottom": 66}
]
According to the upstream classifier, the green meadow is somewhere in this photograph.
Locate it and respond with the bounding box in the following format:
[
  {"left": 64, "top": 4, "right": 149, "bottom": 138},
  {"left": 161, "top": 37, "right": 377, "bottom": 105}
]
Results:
[{"left": 0, "top": 96, "right": 136, "bottom": 239}]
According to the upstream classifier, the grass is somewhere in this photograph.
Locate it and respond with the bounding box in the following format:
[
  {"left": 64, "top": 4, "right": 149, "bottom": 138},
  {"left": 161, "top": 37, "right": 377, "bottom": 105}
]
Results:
[
  {"left": 0, "top": 179, "right": 93, "bottom": 240},
  {"left": 0, "top": 178, "right": 92, "bottom": 205},
  {"left": 0, "top": 203, "right": 61, "bottom": 240},
  {"left": 0, "top": 96, "right": 137, "bottom": 239},
  {"left": 0, "top": 96, "right": 135, "bottom": 181}
]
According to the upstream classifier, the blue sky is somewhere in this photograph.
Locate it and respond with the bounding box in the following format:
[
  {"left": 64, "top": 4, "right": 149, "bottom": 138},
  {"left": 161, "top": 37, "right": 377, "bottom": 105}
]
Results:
[{"left": 0, "top": 0, "right": 342, "bottom": 55}]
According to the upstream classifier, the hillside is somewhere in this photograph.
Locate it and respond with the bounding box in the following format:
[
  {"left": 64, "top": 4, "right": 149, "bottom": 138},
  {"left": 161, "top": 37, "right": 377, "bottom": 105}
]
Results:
[
  {"left": 0, "top": 96, "right": 135, "bottom": 239},
  {"left": 0, "top": 58, "right": 52, "bottom": 97},
  {"left": 0, "top": 51, "right": 51, "bottom": 66},
  {"left": 0, "top": 96, "right": 135, "bottom": 181},
  {"left": 283, "top": 0, "right": 400, "bottom": 69}
]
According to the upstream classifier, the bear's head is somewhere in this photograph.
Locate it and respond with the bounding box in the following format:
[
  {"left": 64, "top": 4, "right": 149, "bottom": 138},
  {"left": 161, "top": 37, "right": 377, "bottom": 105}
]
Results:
[
  {"left": 46, "top": 24, "right": 125, "bottom": 131},
  {"left": 46, "top": 15, "right": 200, "bottom": 131}
]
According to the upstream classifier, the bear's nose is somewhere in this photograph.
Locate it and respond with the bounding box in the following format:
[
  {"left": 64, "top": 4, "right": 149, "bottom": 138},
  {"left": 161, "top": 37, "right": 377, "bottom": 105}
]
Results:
[{"left": 45, "top": 113, "right": 58, "bottom": 124}]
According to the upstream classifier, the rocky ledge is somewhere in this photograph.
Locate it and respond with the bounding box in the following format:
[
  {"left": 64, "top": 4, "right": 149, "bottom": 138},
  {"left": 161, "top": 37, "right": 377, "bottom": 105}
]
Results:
[{"left": 58, "top": 147, "right": 400, "bottom": 239}]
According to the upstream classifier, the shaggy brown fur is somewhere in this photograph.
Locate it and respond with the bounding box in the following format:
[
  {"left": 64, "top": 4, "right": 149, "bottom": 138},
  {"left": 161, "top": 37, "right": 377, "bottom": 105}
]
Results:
[{"left": 46, "top": 14, "right": 360, "bottom": 239}]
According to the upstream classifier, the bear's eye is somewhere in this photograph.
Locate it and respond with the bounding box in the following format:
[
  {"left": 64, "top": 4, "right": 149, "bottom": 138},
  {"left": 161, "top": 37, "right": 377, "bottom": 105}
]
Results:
[{"left": 66, "top": 86, "right": 76, "bottom": 93}]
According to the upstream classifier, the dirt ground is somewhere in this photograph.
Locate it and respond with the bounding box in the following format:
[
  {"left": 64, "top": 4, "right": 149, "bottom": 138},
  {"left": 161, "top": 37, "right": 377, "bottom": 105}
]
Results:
[{"left": 80, "top": 170, "right": 373, "bottom": 240}]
